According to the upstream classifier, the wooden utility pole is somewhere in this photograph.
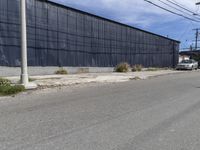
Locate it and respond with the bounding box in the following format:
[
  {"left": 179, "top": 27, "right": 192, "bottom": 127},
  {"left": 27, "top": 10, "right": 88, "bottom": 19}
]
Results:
[{"left": 193, "top": 28, "right": 200, "bottom": 50}]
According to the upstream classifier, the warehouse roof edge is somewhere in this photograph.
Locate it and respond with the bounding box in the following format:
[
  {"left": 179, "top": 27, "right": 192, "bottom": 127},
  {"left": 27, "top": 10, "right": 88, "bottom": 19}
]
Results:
[{"left": 44, "top": 0, "right": 180, "bottom": 43}]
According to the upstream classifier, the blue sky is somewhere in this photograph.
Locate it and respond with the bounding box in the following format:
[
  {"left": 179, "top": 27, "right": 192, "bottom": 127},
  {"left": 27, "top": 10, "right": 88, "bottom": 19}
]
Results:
[{"left": 50, "top": 0, "right": 200, "bottom": 50}]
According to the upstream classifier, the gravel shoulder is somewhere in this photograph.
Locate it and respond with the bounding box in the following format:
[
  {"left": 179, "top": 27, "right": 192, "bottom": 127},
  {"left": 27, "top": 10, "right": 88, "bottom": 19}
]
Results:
[
  {"left": 6, "top": 70, "right": 191, "bottom": 89},
  {"left": 0, "top": 69, "right": 194, "bottom": 99}
]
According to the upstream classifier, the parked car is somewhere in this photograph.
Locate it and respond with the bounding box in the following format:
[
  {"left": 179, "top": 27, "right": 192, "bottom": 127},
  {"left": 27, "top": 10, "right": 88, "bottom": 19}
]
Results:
[{"left": 176, "top": 59, "right": 198, "bottom": 70}]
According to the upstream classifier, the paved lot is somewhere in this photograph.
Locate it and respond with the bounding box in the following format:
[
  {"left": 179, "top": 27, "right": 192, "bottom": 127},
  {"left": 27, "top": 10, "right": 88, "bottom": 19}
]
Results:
[{"left": 0, "top": 71, "right": 200, "bottom": 150}]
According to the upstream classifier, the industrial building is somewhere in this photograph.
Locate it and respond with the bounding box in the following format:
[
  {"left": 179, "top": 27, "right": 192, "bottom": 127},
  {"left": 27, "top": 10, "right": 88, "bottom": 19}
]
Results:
[{"left": 0, "top": 0, "right": 180, "bottom": 68}]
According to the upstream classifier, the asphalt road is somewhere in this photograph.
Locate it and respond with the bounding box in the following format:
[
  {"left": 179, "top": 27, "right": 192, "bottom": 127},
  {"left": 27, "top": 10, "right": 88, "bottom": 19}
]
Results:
[{"left": 1, "top": 71, "right": 200, "bottom": 150}]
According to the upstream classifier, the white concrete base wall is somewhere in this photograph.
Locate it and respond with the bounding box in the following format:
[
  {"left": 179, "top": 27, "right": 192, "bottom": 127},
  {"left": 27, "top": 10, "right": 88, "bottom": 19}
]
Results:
[{"left": 0, "top": 67, "right": 114, "bottom": 77}]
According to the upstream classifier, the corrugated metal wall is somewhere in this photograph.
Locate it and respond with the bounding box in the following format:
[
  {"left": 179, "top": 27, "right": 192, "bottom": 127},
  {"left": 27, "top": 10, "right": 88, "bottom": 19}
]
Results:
[{"left": 0, "top": 0, "right": 179, "bottom": 67}]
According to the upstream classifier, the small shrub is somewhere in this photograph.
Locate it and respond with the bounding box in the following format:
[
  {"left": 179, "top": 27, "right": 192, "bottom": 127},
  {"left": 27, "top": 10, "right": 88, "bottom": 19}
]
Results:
[
  {"left": 5, "top": 85, "right": 25, "bottom": 95},
  {"left": 0, "top": 78, "right": 11, "bottom": 86},
  {"left": 132, "top": 64, "right": 143, "bottom": 72},
  {"left": 0, "top": 85, "right": 25, "bottom": 96},
  {"left": 115, "top": 62, "right": 130, "bottom": 73},
  {"left": 55, "top": 67, "right": 68, "bottom": 75}
]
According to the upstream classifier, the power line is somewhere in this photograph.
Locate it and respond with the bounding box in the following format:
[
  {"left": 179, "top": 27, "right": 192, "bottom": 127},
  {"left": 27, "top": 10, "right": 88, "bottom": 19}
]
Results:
[
  {"left": 170, "top": 0, "right": 189, "bottom": 7},
  {"left": 165, "top": 0, "right": 200, "bottom": 16},
  {"left": 144, "top": 0, "right": 200, "bottom": 22},
  {"left": 157, "top": 0, "right": 200, "bottom": 20},
  {"left": 177, "top": 22, "right": 193, "bottom": 40}
]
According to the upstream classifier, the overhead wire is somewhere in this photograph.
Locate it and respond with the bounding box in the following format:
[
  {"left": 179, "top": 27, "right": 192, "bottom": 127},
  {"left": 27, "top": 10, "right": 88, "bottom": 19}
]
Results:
[
  {"left": 165, "top": 0, "right": 200, "bottom": 49},
  {"left": 165, "top": 0, "right": 200, "bottom": 16},
  {"left": 144, "top": 0, "right": 200, "bottom": 49},
  {"left": 157, "top": 0, "right": 200, "bottom": 20},
  {"left": 177, "top": 22, "right": 193, "bottom": 40},
  {"left": 144, "top": 0, "right": 200, "bottom": 22}
]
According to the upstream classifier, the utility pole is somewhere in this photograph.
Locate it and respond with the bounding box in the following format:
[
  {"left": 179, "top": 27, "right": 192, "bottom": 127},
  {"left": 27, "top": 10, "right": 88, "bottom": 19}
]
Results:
[
  {"left": 20, "top": 0, "right": 28, "bottom": 87},
  {"left": 20, "top": 0, "right": 37, "bottom": 89},
  {"left": 195, "top": 29, "right": 198, "bottom": 50},
  {"left": 193, "top": 28, "right": 200, "bottom": 50},
  {"left": 193, "top": 3, "right": 200, "bottom": 50}
]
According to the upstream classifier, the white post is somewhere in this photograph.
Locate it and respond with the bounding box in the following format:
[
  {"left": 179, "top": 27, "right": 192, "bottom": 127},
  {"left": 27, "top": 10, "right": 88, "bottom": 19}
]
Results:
[
  {"left": 20, "top": 0, "right": 37, "bottom": 89},
  {"left": 20, "top": 0, "right": 29, "bottom": 87}
]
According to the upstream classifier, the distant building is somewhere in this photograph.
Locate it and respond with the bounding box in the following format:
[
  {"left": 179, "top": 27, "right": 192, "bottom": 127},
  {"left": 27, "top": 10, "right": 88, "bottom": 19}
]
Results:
[
  {"left": 179, "top": 55, "right": 190, "bottom": 63},
  {"left": 179, "top": 50, "right": 200, "bottom": 62}
]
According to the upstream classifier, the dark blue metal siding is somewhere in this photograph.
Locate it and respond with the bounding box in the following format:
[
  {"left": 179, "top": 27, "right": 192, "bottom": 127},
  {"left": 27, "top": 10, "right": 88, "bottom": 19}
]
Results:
[{"left": 0, "top": 0, "right": 179, "bottom": 67}]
